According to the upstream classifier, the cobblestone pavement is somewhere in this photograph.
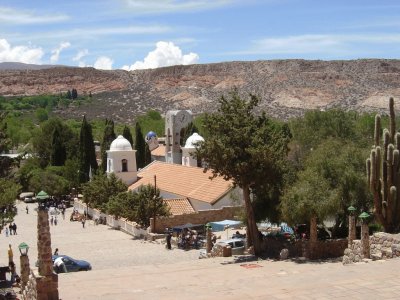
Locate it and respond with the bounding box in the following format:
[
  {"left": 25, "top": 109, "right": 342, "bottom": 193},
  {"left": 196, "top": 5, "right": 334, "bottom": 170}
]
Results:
[{"left": 2, "top": 202, "right": 400, "bottom": 299}]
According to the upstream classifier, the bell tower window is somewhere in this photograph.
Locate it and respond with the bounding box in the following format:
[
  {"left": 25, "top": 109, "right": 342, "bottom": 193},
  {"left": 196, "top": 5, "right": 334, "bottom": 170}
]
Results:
[{"left": 122, "top": 159, "right": 128, "bottom": 172}]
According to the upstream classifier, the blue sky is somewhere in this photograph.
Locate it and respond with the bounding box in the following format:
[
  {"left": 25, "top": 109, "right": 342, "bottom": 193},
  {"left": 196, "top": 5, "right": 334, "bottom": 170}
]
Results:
[{"left": 1, "top": 0, "right": 400, "bottom": 70}]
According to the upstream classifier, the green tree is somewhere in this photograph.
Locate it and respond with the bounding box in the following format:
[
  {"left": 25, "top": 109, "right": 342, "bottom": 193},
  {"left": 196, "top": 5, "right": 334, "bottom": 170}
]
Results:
[
  {"left": 195, "top": 89, "right": 289, "bottom": 255},
  {"left": 0, "top": 179, "right": 20, "bottom": 227},
  {"left": 134, "top": 184, "right": 169, "bottom": 228},
  {"left": 82, "top": 173, "right": 126, "bottom": 211},
  {"left": 0, "top": 112, "right": 13, "bottom": 177},
  {"left": 135, "top": 122, "right": 146, "bottom": 169},
  {"left": 50, "top": 126, "right": 67, "bottom": 166},
  {"left": 28, "top": 168, "right": 69, "bottom": 196},
  {"left": 35, "top": 108, "right": 48, "bottom": 123},
  {"left": 32, "top": 118, "right": 79, "bottom": 168},
  {"left": 100, "top": 119, "right": 116, "bottom": 172},
  {"left": 122, "top": 125, "right": 134, "bottom": 147},
  {"left": 281, "top": 139, "right": 371, "bottom": 238},
  {"left": 71, "top": 88, "right": 78, "bottom": 100},
  {"left": 79, "top": 116, "right": 98, "bottom": 183},
  {"left": 107, "top": 191, "right": 137, "bottom": 220}
]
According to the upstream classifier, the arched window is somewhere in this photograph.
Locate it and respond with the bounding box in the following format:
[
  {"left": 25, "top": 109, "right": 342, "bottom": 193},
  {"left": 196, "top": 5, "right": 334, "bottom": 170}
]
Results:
[{"left": 122, "top": 159, "right": 128, "bottom": 172}]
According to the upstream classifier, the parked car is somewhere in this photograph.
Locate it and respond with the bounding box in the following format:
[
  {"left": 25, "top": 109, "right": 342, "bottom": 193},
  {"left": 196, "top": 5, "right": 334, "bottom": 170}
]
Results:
[
  {"left": 36, "top": 255, "right": 91, "bottom": 273},
  {"left": 52, "top": 255, "right": 92, "bottom": 273},
  {"left": 24, "top": 196, "right": 37, "bottom": 203},
  {"left": 215, "top": 238, "right": 246, "bottom": 255}
]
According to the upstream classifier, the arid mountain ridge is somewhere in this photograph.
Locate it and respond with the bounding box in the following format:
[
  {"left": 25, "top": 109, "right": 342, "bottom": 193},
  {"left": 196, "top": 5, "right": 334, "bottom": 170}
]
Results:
[{"left": 1, "top": 59, "right": 400, "bottom": 122}]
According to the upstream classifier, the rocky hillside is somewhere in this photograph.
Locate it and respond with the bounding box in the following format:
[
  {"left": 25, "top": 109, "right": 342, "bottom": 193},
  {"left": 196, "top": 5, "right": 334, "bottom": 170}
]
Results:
[{"left": 1, "top": 59, "right": 400, "bottom": 122}]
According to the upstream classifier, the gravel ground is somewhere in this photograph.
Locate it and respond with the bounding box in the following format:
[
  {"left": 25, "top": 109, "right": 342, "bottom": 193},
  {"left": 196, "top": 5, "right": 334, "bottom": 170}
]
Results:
[{"left": 0, "top": 201, "right": 199, "bottom": 273}]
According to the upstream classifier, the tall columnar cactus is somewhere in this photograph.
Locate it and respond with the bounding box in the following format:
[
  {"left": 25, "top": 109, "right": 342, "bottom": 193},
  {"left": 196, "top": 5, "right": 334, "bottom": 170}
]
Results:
[{"left": 367, "top": 97, "right": 400, "bottom": 232}]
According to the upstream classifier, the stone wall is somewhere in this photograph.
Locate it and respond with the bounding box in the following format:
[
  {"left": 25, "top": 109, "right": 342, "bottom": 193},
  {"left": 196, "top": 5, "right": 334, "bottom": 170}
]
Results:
[
  {"left": 74, "top": 200, "right": 150, "bottom": 238},
  {"left": 23, "top": 269, "right": 38, "bottom": 300},
  {"left": 74, "top": 200, "right": 241, "bottom": 235},
  {"left": 152, "top": 206, "right": 242, "bottom": 233},
  {"left": 343, "top": 232, "right": 400, "bottom": 264},
  {"left": 261, "top": 238, "right": 347, "bottom": 260}
]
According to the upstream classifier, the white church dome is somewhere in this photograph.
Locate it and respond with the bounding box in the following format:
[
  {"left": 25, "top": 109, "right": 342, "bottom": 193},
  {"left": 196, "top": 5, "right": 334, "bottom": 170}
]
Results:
[
  {"left": 184, "top": 133, "right": 204, "bottom": 148},
  {"left": 110, "top": 135, "right": 132, "bottom": 151}
]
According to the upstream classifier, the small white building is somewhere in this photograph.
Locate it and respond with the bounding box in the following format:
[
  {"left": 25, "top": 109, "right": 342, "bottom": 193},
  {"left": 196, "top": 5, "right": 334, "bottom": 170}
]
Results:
[
  {"left": 182, "top": 132, "right": 204, "bottom": 167},
  {"left": 106, "top": 135, "right": 137, "bottom": 185}
]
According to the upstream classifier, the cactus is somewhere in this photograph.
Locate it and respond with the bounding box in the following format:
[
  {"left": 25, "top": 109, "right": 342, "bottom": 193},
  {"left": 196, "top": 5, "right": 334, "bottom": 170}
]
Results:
[{"left": 367, "top": 97, "right": 400, "bottom": 232}]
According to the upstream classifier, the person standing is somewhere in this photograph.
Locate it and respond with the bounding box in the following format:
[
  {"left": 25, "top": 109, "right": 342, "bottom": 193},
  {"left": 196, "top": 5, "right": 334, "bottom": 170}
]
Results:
[
  {"left": 8, "top": 224, "right": 12, "bottom": 236},
  {"left": 54, "top": 216, "right": 58, "bottom": 226},
  {"left": 53, "top": 257, "right": 67, "bottom": 273},
  {"left": 54, "top": 248, "right": 59, "bottom": 256},
  {"left": 82, "top": 217, "right": 86, "bottom": 228},
  {"left": 5, "top": 227, "right": 8, "bottom": 237},
  {"left": 8, "top": 244, "right": 13, "bottom": 265},
  {"left": 26, "top": 206, "right": 29, "bottom": 214},
  {"left": 50, "top": 216, "right": 54, "bottom": 226},
  {"left": 165, "top": 228, "right": 172, "bottom": 250},
  {"left": 12, "top": 223, "right": 17, "bottom": 235}
]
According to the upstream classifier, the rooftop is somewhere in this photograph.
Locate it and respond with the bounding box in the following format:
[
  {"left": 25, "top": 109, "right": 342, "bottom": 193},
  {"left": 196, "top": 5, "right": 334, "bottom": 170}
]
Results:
[
  {"left": 128, "top": 161, "right": 233, "bottom": 204},
  {"left": 163, "top": 198, "right": 195, "bottom": 215},
  {"left": 151, "top": 145, "right": 165, "bottom": 157}
]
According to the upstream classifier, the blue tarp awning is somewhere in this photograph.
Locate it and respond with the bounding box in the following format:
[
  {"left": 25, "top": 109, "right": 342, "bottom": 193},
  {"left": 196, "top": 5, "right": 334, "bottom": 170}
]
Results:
[{"left": 209, "top": 220, "right": 242, "bottom": 232}]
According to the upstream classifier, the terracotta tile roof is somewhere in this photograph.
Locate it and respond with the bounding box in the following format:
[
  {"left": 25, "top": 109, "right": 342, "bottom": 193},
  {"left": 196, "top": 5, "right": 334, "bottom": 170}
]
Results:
[
  {"left": 151, "top": 145, "right": 165, "bottom": 157},
  {"left": 128, "top": 161, "right": 233, "bottom": 204},
  {"left": 164, "top": 198, "right": 195, "bottom": 215}
]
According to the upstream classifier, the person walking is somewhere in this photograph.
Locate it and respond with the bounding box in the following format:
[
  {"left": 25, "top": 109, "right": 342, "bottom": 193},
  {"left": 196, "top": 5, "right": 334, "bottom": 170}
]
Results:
[
  {"left": 54, "top": 216, "right": 58, "bottom": 226},
  {"left": 5, "top": 227, "right": 8, "bottom": 237},
  {"left": 82, "top": 217, "right": 86, "bottom": 228},
  {"left": 26, "top": 205, "right": 29, "bottom": 214},
  {"left": 8, "top": 224, "right": 12, "bottom": 236},
  {"left": 50, "top": 216, "right": 54, "bottom": 226},
  {"left": 12, "top": 223, "right": 17, "bottom": 235}
]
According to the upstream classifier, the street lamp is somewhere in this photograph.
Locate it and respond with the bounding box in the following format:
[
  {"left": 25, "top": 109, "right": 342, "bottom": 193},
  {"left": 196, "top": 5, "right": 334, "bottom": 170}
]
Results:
[
  {"left": 347, "top": 205, "right": 356, "bottom": 215},
  {"left": 18, "top": 242, "right": 29, "bottom": 256},
  {"left": 358, "top": 211, "right": 370, "bottom": 223}
]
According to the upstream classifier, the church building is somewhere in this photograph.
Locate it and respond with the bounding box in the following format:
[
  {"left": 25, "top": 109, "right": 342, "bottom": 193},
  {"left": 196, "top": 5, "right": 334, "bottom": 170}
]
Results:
[{"left": 106, "top": 110, "right": 241, "bottom": 215}]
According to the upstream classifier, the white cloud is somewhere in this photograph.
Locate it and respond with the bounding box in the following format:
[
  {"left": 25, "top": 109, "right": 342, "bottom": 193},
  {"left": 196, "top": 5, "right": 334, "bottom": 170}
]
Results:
[
  {"left": 0, "top": 6, "right": 68, "bottom": 24},
  {"left": 123, "top": 0, "right": 234, "bottom": 14},
  {"left": 50, "top": 42, "right": 71, "bottom": 63},
  {"left": 0, "top": 38, "right": 43, "bottom": 64},
  {"left": 72, "top": 49, "right": 89, "bottom": 62},
  {"left": 94, "top": 56, "right": 113, "bottom": 70},
  {"left": 122, "top": 41, "right": 199, "bottom": 71},
  {"left": 237, "top": 33, "right": 400, "bottom": 56}
]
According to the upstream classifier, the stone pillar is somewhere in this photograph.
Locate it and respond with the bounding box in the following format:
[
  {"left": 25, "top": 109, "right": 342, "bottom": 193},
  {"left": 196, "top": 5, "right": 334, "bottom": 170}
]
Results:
[
  {"left": 20, "top": 255, "right": 30, "bottom": 291},
  {"left": 37, "top": 208, "right": 59, "bottom": 300},
  {"left": 348, "top": 215, "right": 356, "bottom": 246},
  {"left": 360, "top": 222, "right": 370, "bottom": 259},
  {"left": 149, "top": 218, "right": 155, "bottom": 233}
]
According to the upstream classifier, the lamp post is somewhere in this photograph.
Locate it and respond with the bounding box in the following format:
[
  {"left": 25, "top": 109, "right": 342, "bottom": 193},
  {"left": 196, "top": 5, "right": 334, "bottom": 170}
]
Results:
[
  {"left": 18, "top": 242, "right": 30, "bottom": 291},
  {"left": 347, "top": 206, "right": 357, "bottom": 246},
  {"left": 359, "top": 212, "right": 370, "bottom": 259}
]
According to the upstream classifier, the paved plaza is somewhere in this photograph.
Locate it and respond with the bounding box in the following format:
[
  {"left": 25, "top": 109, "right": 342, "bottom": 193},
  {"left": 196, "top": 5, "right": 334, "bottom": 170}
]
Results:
[{"left": 2, "top": 202, "right": 400, "bottom": 299}]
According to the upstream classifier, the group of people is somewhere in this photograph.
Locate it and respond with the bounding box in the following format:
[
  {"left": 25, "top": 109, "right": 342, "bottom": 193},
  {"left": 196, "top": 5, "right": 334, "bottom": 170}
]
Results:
[
  {"left": 4, "top": 223, "right": 17, "bottom": 237},
  {"left": 178, "top": 228, "right": 201, "bottom": 250}
]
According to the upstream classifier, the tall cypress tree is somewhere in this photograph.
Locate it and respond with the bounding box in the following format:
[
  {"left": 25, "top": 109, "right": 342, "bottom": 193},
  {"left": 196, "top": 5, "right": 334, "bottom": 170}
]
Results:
[
  {"left": 79, "top": 115, "right": 98, "bottom": 183},
  {"left": 135, "top": 122, "right": 146, "bottom": 169},
  {"left": 122, "top": 125, "right": 134, "bottom": 147},
  {"left": 50, "top": 126, "right": 66, "bottom": 166},
  {"left": 101, "top": 119, "right": 116, "bottom": 172}
]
